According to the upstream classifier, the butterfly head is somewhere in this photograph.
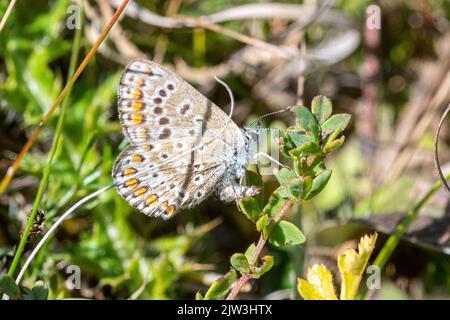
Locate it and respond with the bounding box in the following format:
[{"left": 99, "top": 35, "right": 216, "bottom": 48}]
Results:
[{"left": 242, "top": 125, "right": 259, "bottom": 145}]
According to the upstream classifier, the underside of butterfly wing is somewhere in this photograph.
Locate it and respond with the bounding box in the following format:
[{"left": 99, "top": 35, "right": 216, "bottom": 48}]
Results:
[
  {"left": 113, "top": 139, "right": 230, "bottom": 219},
  {"left": 117, "top": 58, "right": 243, "bottom": 147},
  {"left": 113, "top": 58, "right": 247, "bottom": 218}
]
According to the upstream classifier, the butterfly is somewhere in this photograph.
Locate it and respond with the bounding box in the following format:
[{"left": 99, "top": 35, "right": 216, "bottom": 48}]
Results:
[{"left": 112, "top": 59, "right": 261, "bottom": 219}]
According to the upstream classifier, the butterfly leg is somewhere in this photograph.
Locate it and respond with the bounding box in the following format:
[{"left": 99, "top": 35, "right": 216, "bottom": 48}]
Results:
[{"left": 216, "top": 182, "right": 260, "bottom": 203}]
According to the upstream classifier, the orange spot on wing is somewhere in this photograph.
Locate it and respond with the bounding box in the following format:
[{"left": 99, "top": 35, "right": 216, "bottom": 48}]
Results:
[
  {"left": 145, "top": 194, "right": 158, "bottom": 206},
  {"left": 134, "top": 187, "right": 147, "bottom": 197},
  {"left": 125, "top": 179, "right": 138, "bottom": 188},
  {"left": 132, "top": 89, "right": 142, "bottom": 99},
  {"left": 162, "top": 201, "right": 176, "bottom": 215},
  {"left": 132, "top": 101, "right": 143, "bottom": 111},
  {"left": 136, "top": 78, "right": 144, "bottom": 87},
  {"left": 166, "top": 205, "right": 175, "bottom": 216},
  {"left": 131, "top": 113, "right": 143, "bottom": 125},
  {"left": 124, "top": 168, "right": 136, "bottom": 177},
  {"left": 143, "top": 145, "right": 153, "bottom": 152},
  {"left": 145, "top": 67, "right": 153, "bottom": 75},
  {"left": 131, "top": 154, "right": 144, "bottom": 164}
]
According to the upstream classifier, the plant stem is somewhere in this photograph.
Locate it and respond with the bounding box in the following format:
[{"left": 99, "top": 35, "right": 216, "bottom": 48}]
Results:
[
  {"left": 16, "top": 184, "right": 114, "bottom": 285},
  {"left": 7, "top": 2, "right": 84, "bottom": 278},
  {"left": 0, "top": 0, "right": 17, "bottom": 32},
  {"left": 226, "top": 199, "right": 293, "bottom": 300},
  {"left": 361, "top": 172, "right": 450, "bottom": 298}
]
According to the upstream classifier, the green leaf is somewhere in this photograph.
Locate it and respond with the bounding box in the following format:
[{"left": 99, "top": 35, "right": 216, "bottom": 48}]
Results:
[
  {"left": 256, "top": 214, "right": 269, "bottom": 238},
  {"left": 288, "top": 132, "right": 313, "bottom": 148},
  {"left": 311, "top": 95, "right": 333, "bottom": 124},
  {"left": 339, "top": 233, "right": 378, "bottom": 300},
  {"left": 0, "top": 274, "right": 20, "bottom": 298},
  {"left": 302, "top": 176, "right": 313, "bottom": 198},
  {"left": 289, "top": 142, "right": 322, "bottom": 157},
  {"left": 230, "top": 253, "right": 250, "bottom": 274},
  {"left": 278, "top": 177, "right": 306, "bottom": 201},
  {"left": 195, "top": 291, "right": 204, "bottom": 300},
  {"left": 246, "top": 170, "right": 264, "bottom": 207},
  {"left": 263, "top": 190, "right": 289, "bottom": 217},
  {"left": 204, "top": 269, "right": 238, "bottom": 300},
  {"left": 304, "top": 169, "right": 332, "bottom": 200},
  {"left": 275, "top": 169, "right": 307, "bottom": 200},
  {"left": 280, "top": 133, "right": 297, "bottom": 159},
  {"left": 23, "top": 284, "right": 49, "bottom": 300},
  {"left": 297, "top": 265, "right": 338, "bottom": 300},
  {"left": 269, "top": 221, "right": 305, "bottom": 246},
  {"left": 275, "top": 168, "right": 297, "bottom": 186},
  {"left": 321, "top": 113, "right": 351, "bottom": 144},
  {"left": 323, "top": 136, "right": 345, "bottom": 153},
  {"left": 239, "top": 197, "right": 261, "bottom": 222},
  {"left": 251, "top": 256, "right": 274, "bottom": 278},
  {"left": 245, "top": 243, "right": 256, "bottom": 260},
  {"left": 291, "top": 106, "right": 320, "bottom": 142},
  {"left": 309, "top": 156, "right": 326, "bottom": 176},
  {"left": 287, "top": 178, "right": 305, "bottom": 200}
]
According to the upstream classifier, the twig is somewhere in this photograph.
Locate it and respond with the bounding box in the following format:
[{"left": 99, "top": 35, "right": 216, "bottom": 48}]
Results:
[
  {"left": 296, "top": 37, "right": 306, "bottom": 105},
  {"left": 175, "top": 16, "right": 297, "bottom": 60},
  {"left": 226, "top": 199, "right": 293, "bottom": 300},
  {"left": 0, "top": 0, "right": 16, "bottom": 32},
  {"left": 434, "top": 103, "right": 450, "bottom": 193},
  {"left": 361, "top": 171, "right": 450, "bottom": 298},
  {"left": 7, "top": 2, "right": 84, "bottom": 278},
  {"left": 98, "top": 0, "right": 143, "bottom": 60},
  {"left": 153, "top": 0, "right": 182, "bottom": 63},
  {"left": 0, "top": 0, "right": 130, "bottom": 196},
  {"left": 358, "top": 11, "right": 380, "bottom": 160},
  {"left": 16, "top": 184, "right": 115, "bottom": 284}
]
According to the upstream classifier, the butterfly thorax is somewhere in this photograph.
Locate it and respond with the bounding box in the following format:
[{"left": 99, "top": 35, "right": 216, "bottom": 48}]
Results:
[{"left": 213, "top": 126, "right": 260, "bottom": 203}]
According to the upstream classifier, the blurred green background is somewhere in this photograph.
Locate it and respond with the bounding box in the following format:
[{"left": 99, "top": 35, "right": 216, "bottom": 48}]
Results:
[{"left": 1, "top": 0, "right": 450, "bottom": 299}]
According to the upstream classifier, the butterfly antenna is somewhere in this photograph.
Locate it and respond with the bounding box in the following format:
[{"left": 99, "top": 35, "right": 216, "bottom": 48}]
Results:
[
  {"left": 249, "top": 106, "right": 292, "bottom": 127},
  {"left": 16, "top": 183, "right": 115, "bottom": 285},
  {"left": 214, "top": 76, "right": 235, "bottom": 137}
]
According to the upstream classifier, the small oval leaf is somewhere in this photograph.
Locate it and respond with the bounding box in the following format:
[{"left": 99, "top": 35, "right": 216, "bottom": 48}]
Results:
[
  {"left": 269, "top": 220, "right": 306, "bottom": 246},
  {"left": 304, "top": 169, "right": 332, "bottom": 200},
  {"left": 251, "top": 255, "right": 274, "bottom": 278},
  {"left": 275, "top": 168, "right": 297, "bottom": 186},
  {"left": 239, "top": 197, "right": 261, "bottom": 222},
  {"left": 291, "top": 106, "right": 320, "bottom": 142},
  {"left": 23, "top": 284, "right": 48, "bottom": 300},
  {"left": 311, "top": 95, "right": 333, "bottom": 124},
  {"left": 256, "top": 214, "right": 269, "bottom": 237},
  {"left": 204, "top": 269, "right": 238, "bottom": 300},
  {"left": 0, "top": 274, "right": 20, "bottom": 298},
  {"left": 246, "top": 170, "right": 264, "bottom": 207},
  {"left": 230, "top": 253, "right": 250, "bottom": 274},
  {"left": 323, "top": 136, "right": 345, "bottom": 153},
  {"left": 321, "top": 113, "right": 351, "bottom": 144},
  {"left": 263, "top": 190, "right": 289, "bottom": 217},
  {"left": 245, "top": 243, "right": 256, "bottom": 260}
]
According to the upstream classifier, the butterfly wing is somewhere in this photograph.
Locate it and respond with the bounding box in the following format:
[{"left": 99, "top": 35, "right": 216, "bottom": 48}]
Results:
[
  {"left": 113, "top": 59, "right": 244, "bottom": 218},
  {"left": 113, "top": 139, "right": 228, "bottom": 219},
  {"left": 117, "top": 58, "right": 243, "bottom": 146}
]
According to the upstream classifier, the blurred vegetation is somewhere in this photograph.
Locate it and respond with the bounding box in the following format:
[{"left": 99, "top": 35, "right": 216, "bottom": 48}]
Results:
[{"left": 1, "top": 0, "right": 450, "bottom": 300}]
